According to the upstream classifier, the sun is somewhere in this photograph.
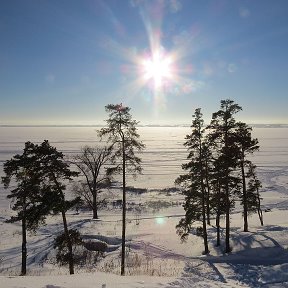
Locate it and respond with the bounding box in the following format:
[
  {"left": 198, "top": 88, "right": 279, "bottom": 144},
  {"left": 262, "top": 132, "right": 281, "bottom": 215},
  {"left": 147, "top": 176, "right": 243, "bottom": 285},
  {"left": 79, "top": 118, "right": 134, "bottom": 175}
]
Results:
[{"left": 141, "top": 50, "right": 173, "bottom": 89}]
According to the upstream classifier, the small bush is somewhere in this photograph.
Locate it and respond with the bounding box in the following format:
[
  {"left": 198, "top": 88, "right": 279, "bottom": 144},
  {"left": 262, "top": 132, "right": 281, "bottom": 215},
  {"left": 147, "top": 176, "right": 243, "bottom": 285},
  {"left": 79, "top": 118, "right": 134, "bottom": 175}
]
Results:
[
  {"left": 126, "top": 186, "right": 148, "bottom": 194},
  {"left": 76, "top": 248, "right": 104, "bottom": 267},
  {"left": 84, "top": 241, "right": 107, "bottom": 252},
  {"left": 145, "top": 200, "right": 172, "bottom": 212},
  {"left": 54, "top": 229, "right": 83, "bottom": 265},
  {"left": 196, "top": 226, "right": 204, "bottom": 237}
]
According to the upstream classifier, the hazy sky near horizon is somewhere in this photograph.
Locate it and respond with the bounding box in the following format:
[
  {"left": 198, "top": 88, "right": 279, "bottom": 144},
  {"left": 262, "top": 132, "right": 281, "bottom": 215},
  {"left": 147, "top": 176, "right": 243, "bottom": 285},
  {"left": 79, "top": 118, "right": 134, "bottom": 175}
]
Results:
[{"left": 1, "top": 0, "right": 288, "bottom": 125}]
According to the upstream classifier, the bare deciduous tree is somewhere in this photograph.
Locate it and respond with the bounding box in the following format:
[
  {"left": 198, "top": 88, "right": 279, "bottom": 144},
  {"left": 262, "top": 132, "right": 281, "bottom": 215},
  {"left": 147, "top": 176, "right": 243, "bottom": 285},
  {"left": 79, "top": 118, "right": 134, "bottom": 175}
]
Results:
[{"left": 72, "top": 145, "right": 113, "bottom": 219}]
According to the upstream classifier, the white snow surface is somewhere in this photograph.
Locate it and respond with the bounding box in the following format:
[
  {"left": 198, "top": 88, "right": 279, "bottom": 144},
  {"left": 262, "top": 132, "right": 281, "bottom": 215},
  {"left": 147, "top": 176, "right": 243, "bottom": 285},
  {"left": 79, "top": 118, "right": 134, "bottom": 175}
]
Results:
[{"left": 0, "top": 126, "right": 288, "bottom": 288}]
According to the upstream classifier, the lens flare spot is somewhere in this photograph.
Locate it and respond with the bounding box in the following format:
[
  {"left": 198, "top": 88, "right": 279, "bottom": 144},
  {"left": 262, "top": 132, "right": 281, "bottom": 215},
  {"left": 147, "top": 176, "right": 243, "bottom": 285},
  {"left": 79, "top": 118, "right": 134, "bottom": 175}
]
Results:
[{"left": 155, "top": 216, "right": 166, "bottom": 225}]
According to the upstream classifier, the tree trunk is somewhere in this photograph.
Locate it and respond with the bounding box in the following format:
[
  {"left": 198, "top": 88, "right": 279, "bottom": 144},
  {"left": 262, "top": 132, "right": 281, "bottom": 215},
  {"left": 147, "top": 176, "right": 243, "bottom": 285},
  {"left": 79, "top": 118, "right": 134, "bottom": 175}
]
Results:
[
  {"left": 61, "top": 210, "right": 74, "bottom": 275},
  {"left": 241, "top": 154, "right": 248, "bottom": 232},
  {"left": 256, "top": 187, "right": 264, "bottom": 226},
  {"left": 258, "top": 209, "right": 264, "bottom": 226},
  {"left": 224, "top": 120, "right": 231, "bottom": 254},
  {"left": 225, "top": 179, "right": 231, "bottom": 253},
  {"left": 121, "top": 137, "right": 126, "bottom": 276},
  {"left": 205, "top": 160, "right": 211, "bottom": 225},
  {"left": 92, "top": 191, "right": 98, "bottom": 219},
  {"left": 200, "top": 151, "right": 209, "bottom": 254},
  {"left": 216, "top": 211, "right": 220, "bottom": 247},
  {"left": 51, "top": 172, "right": 75, "bottom": 275},
  {"left": 201, "top": 189, "right": 209, "bottom": 254},
  {"left": 215, "top": 180, "right": 221, "bottom": 247},
  {"left": 21, "top": 201, "right": 27, "bottom": 276}
]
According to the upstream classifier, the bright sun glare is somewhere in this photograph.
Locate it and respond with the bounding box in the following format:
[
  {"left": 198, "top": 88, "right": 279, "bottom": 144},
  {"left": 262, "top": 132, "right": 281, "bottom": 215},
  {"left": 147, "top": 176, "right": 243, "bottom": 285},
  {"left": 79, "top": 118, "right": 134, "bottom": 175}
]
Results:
[{"left": 142, "top": 50, "right": 173, "bottom": 89}]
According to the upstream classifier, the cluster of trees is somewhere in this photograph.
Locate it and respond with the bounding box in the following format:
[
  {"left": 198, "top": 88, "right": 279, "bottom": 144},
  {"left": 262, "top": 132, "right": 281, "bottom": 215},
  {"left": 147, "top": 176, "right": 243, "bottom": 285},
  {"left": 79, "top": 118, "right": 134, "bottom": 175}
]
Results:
[
  {"left": 2, "top": 104, "right": 144, "bottom": 276},
  {"left": 2, "top": 100, "right": 263, "bottom": 276},
  {"left": 176, "top": 99, "right": 263, "bottom": 254}
]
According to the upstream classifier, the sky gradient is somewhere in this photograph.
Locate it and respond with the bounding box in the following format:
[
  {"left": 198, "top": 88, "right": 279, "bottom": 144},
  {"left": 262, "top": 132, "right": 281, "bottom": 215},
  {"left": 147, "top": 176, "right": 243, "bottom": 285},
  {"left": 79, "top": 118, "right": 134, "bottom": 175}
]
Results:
[{"left": 1, "top": 0, "right": 288, "bottom": 125}]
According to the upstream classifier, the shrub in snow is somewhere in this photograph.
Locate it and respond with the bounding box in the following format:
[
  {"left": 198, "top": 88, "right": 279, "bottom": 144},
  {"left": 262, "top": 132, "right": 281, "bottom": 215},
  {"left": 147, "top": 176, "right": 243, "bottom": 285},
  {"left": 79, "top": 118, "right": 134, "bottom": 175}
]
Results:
[
  {"left": 83, "top": 240, "right": 108, "bottom": 252},
  {"left": 54, "top": 229, "right": 83, "bottom": 265}
]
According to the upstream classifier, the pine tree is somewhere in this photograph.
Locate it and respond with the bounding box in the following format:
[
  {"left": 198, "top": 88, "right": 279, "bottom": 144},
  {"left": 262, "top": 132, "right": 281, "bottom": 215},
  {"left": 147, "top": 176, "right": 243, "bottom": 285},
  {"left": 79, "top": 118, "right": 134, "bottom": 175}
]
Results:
[
  {"left": 176, "top": 108, "right": 209, "bottom": 254},
  {"left": 209, "top": 156, "right": 227, "bottom": 247},
  {"left": 208, "top": 99, "right": 242, "bottom": 253},
  {"left": 202, "top": 138, "right": 214, "bottom": 226},
  {"left": 247, "top": 163, "right": 264, "bottom": 226},
  {"left": 98, "top": 104, "right": 145, "bottom": 275},
  {"left": 34, "top": 140, "right": 80, "bottom": 275},
  {"left": 2, "top": 142, "right": 52, "bottom": 275},
  {"left": 203, "top": 130, "right": 225, "bottom": 245},
  {"left": 235, "top": 122, "right": 260, "bottom": 232}
]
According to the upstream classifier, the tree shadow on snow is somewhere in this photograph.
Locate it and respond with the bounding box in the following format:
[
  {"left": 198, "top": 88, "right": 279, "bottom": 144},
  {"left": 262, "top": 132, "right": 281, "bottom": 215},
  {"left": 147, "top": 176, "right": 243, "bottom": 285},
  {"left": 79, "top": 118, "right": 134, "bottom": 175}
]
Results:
[
  {"left": 166, "top": 226, "right": 288, "bottom": 287},
  {"left": 165, "top": 259, "right": 227, "bottom": 287}
]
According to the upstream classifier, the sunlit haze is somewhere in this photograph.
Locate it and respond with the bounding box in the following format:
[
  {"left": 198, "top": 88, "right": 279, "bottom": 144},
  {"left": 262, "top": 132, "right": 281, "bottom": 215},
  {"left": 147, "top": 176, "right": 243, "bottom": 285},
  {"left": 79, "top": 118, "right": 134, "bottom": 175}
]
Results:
[{"left": 0, "top": 0, "right": 288, "bottom": 125}]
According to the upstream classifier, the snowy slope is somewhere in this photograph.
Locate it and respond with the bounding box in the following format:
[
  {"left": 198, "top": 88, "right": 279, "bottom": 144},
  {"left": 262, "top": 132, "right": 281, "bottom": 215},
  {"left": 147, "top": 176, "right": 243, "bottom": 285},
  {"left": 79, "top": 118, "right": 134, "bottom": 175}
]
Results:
[{"left": 0, "top": 126, "right": 288, "bottom": 287}]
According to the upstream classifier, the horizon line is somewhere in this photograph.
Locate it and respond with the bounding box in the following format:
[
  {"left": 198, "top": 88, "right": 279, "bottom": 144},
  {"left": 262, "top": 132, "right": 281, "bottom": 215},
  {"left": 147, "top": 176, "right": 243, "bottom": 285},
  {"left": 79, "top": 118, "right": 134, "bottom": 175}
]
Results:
[{"left": 1, "top": 123, "right": 288, "bottom": 128}]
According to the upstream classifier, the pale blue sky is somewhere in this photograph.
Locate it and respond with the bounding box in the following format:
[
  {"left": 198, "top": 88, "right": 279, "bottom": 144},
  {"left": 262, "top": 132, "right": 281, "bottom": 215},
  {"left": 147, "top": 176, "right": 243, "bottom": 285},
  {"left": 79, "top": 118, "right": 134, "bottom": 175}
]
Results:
[{"left": 1, "top": 0, "right": 288, "bottom": 125}]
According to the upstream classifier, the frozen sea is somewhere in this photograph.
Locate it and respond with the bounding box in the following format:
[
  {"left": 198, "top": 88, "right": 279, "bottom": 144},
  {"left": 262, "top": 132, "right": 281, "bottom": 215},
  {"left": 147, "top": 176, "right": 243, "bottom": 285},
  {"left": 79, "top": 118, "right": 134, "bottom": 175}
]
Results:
[
  {"left": 0, "top": 125, "right": 287, "bottom": 211},
  {"left": 0, "top": 126, "right": 288, "bottom": 189}
]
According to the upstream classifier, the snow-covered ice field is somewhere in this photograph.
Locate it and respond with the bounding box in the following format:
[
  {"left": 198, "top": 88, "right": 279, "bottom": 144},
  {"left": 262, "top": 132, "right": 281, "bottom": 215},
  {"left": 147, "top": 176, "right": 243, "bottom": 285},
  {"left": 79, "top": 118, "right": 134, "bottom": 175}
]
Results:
[{"left": 0, "top": 126, "right": 288, "bottom": 287}]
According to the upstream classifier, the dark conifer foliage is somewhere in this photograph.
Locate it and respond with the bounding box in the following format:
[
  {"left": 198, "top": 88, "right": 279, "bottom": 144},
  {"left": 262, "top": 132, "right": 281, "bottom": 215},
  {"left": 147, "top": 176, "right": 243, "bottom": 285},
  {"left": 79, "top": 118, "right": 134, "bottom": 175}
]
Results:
[
  {"left": 34, "top": 140, "right": 80, "bottom": 274},
  {"left": 54, "top": 229, "right": 83, "bottom": 265},
  {"left": 235, "top": 122, "right": 260, "bottom": 231},
  {"left": 209, "top": 155, "right": 228, "bottom": 247},
  {"left": 2, "top": 142, "right": 50, "bottom": 275},
  {"left": 98, "top": 104, "right": 145, "bottom": 276},
  {"left": 207, "top": 99, "right": 243, "bottom": 253},
  {"left": 246, "top": 163, "right": 264, "bottom": 226},
  {"left": 176, "top": 108, "right": 210, "bottom": 254},
  {"left": 2, "top": 140, "right": 80, "bottom": 275},
  {"left": 202, "top": 138, "right": 214, "bottom": 226}
]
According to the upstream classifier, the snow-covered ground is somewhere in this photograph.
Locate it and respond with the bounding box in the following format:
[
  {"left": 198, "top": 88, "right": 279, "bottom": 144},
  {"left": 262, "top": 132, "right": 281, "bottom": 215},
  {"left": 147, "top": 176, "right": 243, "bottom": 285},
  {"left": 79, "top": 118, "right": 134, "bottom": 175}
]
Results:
[{"left": 0, "top": 126, "right": 288, "bottom": 287}]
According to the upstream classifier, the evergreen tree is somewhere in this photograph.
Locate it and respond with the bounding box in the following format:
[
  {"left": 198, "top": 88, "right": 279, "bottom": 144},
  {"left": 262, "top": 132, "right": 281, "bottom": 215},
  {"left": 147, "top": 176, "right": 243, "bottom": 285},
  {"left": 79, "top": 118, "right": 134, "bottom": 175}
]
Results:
[
  {"left": 176, "top": 108, "right": 209, "bottom": 254},
  {"left": 247, "top": 163, "right": 264, "bottom": 226},
  {"left": 34, "top": 140, "right": 80, "bottom": 274},
  {"left": 202, "top": 138, "right": 214, "bottom": 226},
  {"left": 2, "top": 142, "right": 52, "bottom": 275},
  {"left": 98, "top": 103, "right": 145, "bottom": 275},
  {"left": 209, "top": 156, "right": 227, "bottom": 247},
  {"left": 208, "top": 99, "right": 242, "bottom": 253},
  {"left": 235, "top": 122, "right": 260, "bottom": 232},
  {"left": 54, "top": 229, "right": 83, "bottom": 265}
]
